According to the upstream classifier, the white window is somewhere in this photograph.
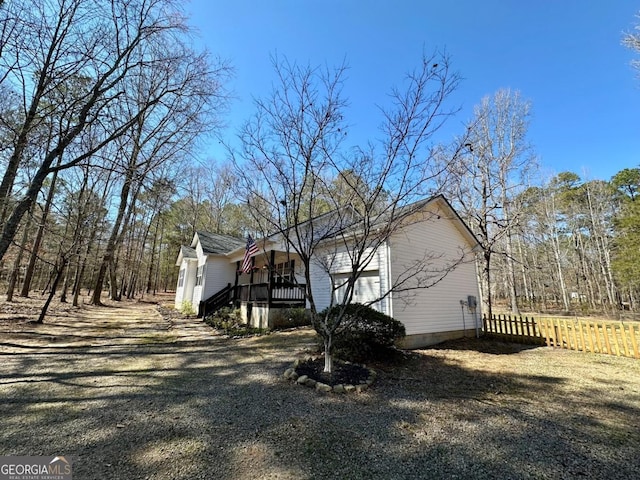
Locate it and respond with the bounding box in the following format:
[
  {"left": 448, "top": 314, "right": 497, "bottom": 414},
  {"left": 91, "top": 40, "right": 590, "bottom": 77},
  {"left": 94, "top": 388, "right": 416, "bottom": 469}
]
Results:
[
  {"left": 332, "top": 271, "right": 380, "bottom": 307},
  {"left": 178, "top": 268, "right": 185, "bottom": 287},
  {"left": 195, "top": 265, "right": 204, "bottom": 286},
  {"left": 275, "top": 260, "right": 294, "bottom": 284}
]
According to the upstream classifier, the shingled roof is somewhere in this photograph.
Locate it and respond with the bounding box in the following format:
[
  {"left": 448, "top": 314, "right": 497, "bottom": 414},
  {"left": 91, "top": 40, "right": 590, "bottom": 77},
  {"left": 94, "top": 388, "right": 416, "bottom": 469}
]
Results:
[
  {"left": 193, "top": 231, "right": 245, "bottom": 255},
  {"left": 180, "top": 245, "right": 197, "bottom": 259}
]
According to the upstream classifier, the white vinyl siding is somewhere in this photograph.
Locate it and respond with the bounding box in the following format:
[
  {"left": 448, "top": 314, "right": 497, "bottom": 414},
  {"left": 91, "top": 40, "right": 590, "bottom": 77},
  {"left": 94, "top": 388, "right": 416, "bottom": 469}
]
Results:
[
  {"left": 332, "top": 271, "right": 381, "bottom": 308},
  {"left": 203, "top": 256, "right": 237, "bottom": 298},
  {"left": 309, "top": 259, "right": 332, "bottom": 311},
  {"left": 193, "top": 256, "right": 238, "bottom": 306},
  {"left": 389, "top": 204, "right": 480, "bottom": 336},
  {"left": 310, "top": 242, "right": 390, "bottom": 316},
  {"left": 175, "top": 260, "right": 197, "bottom": 308}
]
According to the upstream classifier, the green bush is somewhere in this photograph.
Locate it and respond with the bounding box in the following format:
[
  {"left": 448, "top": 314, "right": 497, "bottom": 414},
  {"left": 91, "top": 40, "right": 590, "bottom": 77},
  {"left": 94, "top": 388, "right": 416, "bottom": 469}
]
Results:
[
  {"left": 204, "top": 306, "right": 241, "bottom": 329},
  {"left": 204, "top": 307, "right": 264, "bottom": 337},
  {"left": 180, "top": 301, "right": 196, "bottom": 316},
  {"left": 315, "top": 303, "right": 406, "bottom": 362},
  {"left": 271, "top": 307, "right": 311, "bottom": 329}
]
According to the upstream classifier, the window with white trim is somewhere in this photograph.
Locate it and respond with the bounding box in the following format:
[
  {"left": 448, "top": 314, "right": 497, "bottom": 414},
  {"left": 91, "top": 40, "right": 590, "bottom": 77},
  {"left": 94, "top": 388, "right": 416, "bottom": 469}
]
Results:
[
  {"left": 195, "top": 265, "right": 204, "bottom": 286},
  {"left": 274, "top": 260, "right": 294, "bottom": 284},
  {"left": 178, "top": 268, "right": 185, "bottom": 287}
]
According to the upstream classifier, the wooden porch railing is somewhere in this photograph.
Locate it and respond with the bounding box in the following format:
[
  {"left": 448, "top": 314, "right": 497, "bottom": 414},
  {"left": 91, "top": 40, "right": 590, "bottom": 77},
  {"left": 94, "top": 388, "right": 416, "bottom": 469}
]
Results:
[
  {"left": 237, "top": 282, "right": 306, "bottom": 305},
  {"left": 200, "top": 282, "right": 306, "bottom": 318},
  {"left": 199, "top": 283, "right": 234, "bottom": 317}
]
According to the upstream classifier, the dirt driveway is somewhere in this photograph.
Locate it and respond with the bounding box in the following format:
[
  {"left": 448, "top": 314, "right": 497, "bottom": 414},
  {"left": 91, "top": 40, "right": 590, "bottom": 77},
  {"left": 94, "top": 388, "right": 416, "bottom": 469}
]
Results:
[{"left": 1, "top": 298, "right": 639, "bottom": 479}]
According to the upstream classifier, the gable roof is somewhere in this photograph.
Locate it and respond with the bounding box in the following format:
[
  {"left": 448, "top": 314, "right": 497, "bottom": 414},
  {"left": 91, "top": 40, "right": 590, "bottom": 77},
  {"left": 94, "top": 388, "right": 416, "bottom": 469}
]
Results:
[
  {"left": 175, "top": 245, "right": 197, "bottom": 266},
  {"left": 224, "top": 194, "right": 481, "bottom": 259},
  {"left": 180, "top": 245, "right": 197, "bottom": 259},
  {"left": 192, "top": 231, "right": 245, "bottom": 255},
  {"left": 306, "top": 194, "right": 481, "bottom": 251}
]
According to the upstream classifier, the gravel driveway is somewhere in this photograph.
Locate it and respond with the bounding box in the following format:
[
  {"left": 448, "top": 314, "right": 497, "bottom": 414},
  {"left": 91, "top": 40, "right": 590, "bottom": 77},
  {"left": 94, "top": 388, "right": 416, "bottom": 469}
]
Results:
[{"left": 1, "top": 299, "right": 639, "bottom": 479}]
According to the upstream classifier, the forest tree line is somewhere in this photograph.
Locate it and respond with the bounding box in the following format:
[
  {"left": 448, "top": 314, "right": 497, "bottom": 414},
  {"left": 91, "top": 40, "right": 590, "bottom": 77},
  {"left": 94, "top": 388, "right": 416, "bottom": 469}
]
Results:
[{"left": 0, "top": 0, "right": 639, "bottom": 319}]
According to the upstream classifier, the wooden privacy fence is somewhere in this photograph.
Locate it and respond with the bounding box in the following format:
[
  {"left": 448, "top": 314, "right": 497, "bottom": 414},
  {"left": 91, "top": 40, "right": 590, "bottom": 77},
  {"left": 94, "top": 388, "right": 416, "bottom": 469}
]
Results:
[
  {"left": 483, "top": 314, "right": 545, "bottom": 345},
  {"left": 483, "top": 314, "right": 640, "bottom": 360}
]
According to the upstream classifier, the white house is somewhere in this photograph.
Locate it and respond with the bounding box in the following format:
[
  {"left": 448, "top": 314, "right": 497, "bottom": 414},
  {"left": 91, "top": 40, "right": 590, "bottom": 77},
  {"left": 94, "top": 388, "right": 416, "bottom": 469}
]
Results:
[
  {"left": 174, "top": 232, "right": 245, "bottom": 313},
  {"left": 175, "top": 195, "right": 482, "bottom": 348}
]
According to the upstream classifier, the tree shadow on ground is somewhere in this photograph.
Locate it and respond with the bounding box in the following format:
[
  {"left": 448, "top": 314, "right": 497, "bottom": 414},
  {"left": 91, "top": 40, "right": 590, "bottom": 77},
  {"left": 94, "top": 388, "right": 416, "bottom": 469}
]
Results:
[
  {"left": 427, "top": 336, "right": 542, "bottom": 354},
  {"left": 1, "top": 315, "right": 638, "bottom": 479}
]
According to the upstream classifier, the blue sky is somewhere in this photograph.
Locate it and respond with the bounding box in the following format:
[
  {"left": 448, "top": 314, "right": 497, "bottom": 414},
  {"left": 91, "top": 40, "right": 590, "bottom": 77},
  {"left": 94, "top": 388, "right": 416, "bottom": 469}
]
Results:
[{"left": 185, "top": 1, "right": 640, "bottom": 182}]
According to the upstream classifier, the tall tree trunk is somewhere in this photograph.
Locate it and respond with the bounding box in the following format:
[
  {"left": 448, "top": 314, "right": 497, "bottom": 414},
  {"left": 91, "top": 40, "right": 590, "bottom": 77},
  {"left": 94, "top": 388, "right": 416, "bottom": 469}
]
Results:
[
  {"left": 153, "top": 217, "right": 165, "bottom": 294},
  {"left": 92, "top": 99, "right": 149, "bottom": 306},
  {"left": 36, "top": 256, "right": 67, "bottom": 324},
  {"left": 72, "top": 204, "right": 101, "bottom": 306},
  {"left": 505, "top": 230, "right": 519, "bottom": 314},
  {"left": 516, "top": 234, "right": 532, "bottom": 309},
  {"left": 146, "top": 215, "right": 160, "bottom": 294},
  {"left": 0, "top": 157, "right": 59, "bottom": 263},
  {"left": 21, "top": 160, "right": 61, "bottom": 297},
  {"left": 551, "top": 235, "right": 569, "bottom": 311},
  {"left": 481, "top": 250, "right": 493, "bottom": 319},
  {"left": 59, "top": 264, "right": 72, "bottom": 303},
  {"left": 91, "top": 170, "right": 135, "bottom": 305},
  {"left": 6, "top": 212, "right": 32, "bottom": 301}
]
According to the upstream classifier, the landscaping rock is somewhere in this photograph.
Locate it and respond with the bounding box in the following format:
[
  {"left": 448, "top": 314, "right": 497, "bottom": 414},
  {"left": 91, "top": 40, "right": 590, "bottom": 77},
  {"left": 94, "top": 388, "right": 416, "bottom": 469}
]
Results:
[
  {"left": 333, "top": 384, "right": 345, "bottom": 394},
  {"left": 316, "top": 382, "right": 332, "bottom": 393},
  {"left": 296, "top": 375, "right": 308, "bottom": 384}
]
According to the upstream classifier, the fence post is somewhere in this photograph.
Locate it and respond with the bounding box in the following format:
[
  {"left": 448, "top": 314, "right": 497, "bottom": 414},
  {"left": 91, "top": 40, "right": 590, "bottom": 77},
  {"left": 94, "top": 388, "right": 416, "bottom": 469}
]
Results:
[
  {"left": 586, "top": 322, "right": 595, "bottom": 354},
  {"left": 630, "top": 324, "right": 640, "bottom": 359},
  {"left": 611, "top": 323, "right": 621, "bottom": 356},
  {"left": 602, "top": 323, "right": 612, "bottom": 355},
  {"left": 619, "top": 322, "right": 630, "bottom": 357},
  {"left": 544, "top": 318, "right": 552, "bottom": 347},
  {"left": 578, "top": 320, "right": 587, "bottom": 353},
  {"left": 594, "top": 322, "right": 604, "bottom": 353},
  {"left": 571, "top": 320, "right": 579, "bottom": 352},
  {"left": 518, "top": 316, "right": 525, "bottom": 343}
]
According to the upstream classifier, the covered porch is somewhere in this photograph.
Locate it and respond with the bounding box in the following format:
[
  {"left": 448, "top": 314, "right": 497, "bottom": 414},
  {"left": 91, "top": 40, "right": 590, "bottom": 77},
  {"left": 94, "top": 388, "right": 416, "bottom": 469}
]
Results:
[
  {"left": 235, "top": 249, "right": 306, "bottom": 328},
  {"left": 199, "top": 247, "right": 307, "bottom": 327}
]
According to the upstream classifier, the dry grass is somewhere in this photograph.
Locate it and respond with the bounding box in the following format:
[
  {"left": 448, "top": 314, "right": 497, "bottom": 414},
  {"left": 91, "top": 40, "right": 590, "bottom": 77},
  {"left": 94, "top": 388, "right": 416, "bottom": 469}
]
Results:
[{"left": 0, "top": 295, "right": 638, "bottom": 479}]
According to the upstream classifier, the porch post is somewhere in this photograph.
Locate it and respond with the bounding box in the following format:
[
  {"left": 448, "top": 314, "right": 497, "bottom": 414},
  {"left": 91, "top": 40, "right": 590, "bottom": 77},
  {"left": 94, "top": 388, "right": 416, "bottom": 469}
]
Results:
[
  {"left": 290, "top": 259, "right": 296, "bottom": 298},
  {"left": 234, "top": 261, "right": 240, "bottom": 306},
  {"left": 247, "top": 258, "right": 256, "bottom": 325},
  {"left": 248, "top": 257, "right": 255, "bottom": 301},
  {"left": 267, "top": 250, "right": 275, "bottom": 308}
]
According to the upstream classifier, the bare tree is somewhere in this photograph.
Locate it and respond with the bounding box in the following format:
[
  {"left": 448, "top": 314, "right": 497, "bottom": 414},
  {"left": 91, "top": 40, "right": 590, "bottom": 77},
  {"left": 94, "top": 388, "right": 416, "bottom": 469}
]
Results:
[
  {"left": 233, "top": 52, "right": 467, "bottom": 372},
  {"left": 0, "top": 0, "right": 229, "bottom": 264},
  {"left": 440, "top": 89, "right": 535, "bottom": 318},
  {"left": 624, "top": 12, "right": 640, "bottom": 74}
]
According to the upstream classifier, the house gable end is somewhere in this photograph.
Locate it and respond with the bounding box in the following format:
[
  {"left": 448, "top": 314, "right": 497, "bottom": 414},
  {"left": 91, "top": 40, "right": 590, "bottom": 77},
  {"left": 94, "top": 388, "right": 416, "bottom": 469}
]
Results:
[
  {"left": 175, "top": 245, "right": 197, "bottom": 266},
  {"left": 191, "top": 231, "right": 245, "bottom": 256}
]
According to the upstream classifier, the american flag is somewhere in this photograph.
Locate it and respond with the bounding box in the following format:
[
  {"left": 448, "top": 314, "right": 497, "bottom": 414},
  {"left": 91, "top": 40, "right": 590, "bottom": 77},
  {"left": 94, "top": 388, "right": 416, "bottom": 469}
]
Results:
[{"left": 241, "top": 235, "right": 259, "bottom": 273}]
